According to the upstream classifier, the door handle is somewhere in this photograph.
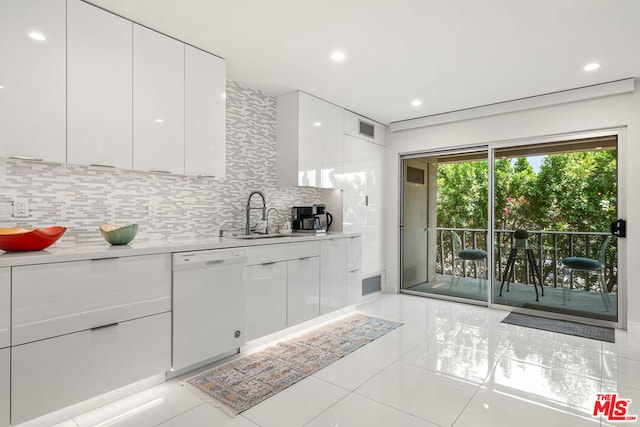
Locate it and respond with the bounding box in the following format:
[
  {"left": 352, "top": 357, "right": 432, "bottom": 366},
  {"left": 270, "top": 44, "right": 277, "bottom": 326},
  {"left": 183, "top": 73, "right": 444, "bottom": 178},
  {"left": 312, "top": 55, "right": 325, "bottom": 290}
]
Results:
[{"left": 610, "top": 219, "right": 626, "bottom": 238}]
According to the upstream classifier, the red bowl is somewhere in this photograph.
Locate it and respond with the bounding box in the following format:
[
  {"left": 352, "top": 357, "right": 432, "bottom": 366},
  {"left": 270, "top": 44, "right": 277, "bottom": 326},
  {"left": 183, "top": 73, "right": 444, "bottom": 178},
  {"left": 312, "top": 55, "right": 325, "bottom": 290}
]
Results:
[{"left": 0, "top": 226, "right": 67, "bottom": 252}]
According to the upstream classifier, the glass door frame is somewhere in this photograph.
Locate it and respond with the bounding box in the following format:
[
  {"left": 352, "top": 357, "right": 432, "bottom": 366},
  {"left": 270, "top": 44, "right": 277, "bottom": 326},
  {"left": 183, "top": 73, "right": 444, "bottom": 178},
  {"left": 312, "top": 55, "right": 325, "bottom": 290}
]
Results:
[{"left": 398, "top": 127, "right": 627, "bottom": 329}]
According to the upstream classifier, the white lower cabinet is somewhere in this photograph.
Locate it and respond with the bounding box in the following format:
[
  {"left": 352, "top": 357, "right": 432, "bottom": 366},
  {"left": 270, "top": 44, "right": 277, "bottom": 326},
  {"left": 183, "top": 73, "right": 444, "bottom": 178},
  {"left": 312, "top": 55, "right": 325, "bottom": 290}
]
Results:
[
  {"left": 245, "top": 242, "right": 321, "bottom": 340},
  {"left": 0, "top": 348, "right": 8, "bottom": 427},
  {"left": 12, "top": 254, "right": 171, "bottom": 345},
  {"left": 11, "top": 312, "right": 171, "bottom": 425},
  {"left": 320, "top": 238, "right": 348, "bottom": 314},
  {"left": 246, "top": 262, "right": 287, "bottom": 341},
  {"left": 287, "top": 256, "right": 320, "bottom": 326},
  {"left": 0, "top": 268, "right": 8, "bottom": 349},
  {"left": 346, "top": 236, "right": 363, "bottom": 305}
]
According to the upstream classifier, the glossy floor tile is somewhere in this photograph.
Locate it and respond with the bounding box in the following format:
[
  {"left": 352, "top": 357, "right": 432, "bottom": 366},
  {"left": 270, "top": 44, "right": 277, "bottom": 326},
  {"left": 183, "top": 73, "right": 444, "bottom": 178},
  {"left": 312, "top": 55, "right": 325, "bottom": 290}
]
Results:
[
  {"left": 23, "top": 294, "right": 640, "bottom": 427},
  {"left": 305, "top": 393, "right": 437, "bottom": 427},
  {"left": 242, "top": 376, "right": 349, "bottom": 427}
]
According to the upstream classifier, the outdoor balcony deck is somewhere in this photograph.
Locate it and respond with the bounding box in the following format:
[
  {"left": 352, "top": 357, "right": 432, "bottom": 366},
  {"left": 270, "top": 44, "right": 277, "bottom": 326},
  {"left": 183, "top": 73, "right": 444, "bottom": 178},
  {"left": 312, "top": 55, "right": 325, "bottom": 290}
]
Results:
[{"left": 405, "top": 274, "right": 617, "bottom": 322}]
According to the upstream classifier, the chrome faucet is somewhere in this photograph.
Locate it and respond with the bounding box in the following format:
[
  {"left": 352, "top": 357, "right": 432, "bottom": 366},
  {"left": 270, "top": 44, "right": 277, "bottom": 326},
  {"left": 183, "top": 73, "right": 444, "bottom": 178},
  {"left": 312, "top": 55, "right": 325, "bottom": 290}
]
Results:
[
  {"left": 266, "top": 207, "right": 282, "bottom": 234},
  {"left": 245, "top": 191, "right": 267, "bottom": 235}
]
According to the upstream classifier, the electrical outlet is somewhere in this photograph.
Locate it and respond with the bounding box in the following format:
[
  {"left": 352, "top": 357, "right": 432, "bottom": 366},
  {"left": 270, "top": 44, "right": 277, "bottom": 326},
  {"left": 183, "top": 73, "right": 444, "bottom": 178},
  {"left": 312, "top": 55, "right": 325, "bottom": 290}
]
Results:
[
  {"left": 148, "top": 200, "right": 159, "bottom": 217},
  {"left": 13, "top": 198, "right": 29, "bottom": 218}
]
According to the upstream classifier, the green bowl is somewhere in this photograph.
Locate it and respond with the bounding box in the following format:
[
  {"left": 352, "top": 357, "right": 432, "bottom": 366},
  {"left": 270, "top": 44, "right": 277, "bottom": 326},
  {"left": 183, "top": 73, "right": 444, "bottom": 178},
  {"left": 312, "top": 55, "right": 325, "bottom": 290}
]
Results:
[{"left": 99, "top": 224, "right": 139, "bottom": 245}]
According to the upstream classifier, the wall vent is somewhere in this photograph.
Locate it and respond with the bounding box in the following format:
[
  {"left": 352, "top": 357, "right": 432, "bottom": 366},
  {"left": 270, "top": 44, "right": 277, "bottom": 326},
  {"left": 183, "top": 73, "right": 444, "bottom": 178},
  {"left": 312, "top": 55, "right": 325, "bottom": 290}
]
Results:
[{"left": 359, "top": 120, "right": 375, "bottom": 139}]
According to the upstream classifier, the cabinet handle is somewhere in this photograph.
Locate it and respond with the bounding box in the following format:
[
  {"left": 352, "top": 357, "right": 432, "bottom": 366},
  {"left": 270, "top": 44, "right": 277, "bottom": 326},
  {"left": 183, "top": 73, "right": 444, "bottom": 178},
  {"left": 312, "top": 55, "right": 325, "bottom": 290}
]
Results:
[
  {"left": 89, "top": 163, "right": 115, "bottom": 168},
  {"left": 365, "top": 195, "right": 369, "bottom": 207},
  {"left": 91, "top": 322, "right": 119, "bottom": 331},
  {"left": 205, "top": 260, "right": 224, "bottom": 266},
  {"left": 261, "top": 261, "right": 277, "bottom": 266},
  {"left": 349, "top": 269, "right": 361, "bottom": 273},
  {"left": 90, "top": 257, "right": 119, "bottom": 261},
  {"left": 10, "top": 155, "right": 43, "bottom": 162},
  {"left": 198, "top": 175, "right": 216, "bottom": 178},
  {"left": 150, "top": 169, "right": 172, "bottom": 174}
]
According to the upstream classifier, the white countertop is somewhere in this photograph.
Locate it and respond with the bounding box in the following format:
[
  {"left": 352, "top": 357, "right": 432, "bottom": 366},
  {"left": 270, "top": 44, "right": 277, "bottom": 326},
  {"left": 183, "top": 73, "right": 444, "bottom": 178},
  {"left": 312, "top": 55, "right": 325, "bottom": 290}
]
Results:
[{"left": 0, "top": 232, "right": 360, "bottom": 267}]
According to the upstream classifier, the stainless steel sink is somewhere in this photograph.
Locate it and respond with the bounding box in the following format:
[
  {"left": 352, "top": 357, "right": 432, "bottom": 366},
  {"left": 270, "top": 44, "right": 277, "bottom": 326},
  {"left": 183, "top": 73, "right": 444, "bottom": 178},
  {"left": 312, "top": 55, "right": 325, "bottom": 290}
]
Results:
[{"left": 231, "top": 233, "right": 289, "bottom": 240}]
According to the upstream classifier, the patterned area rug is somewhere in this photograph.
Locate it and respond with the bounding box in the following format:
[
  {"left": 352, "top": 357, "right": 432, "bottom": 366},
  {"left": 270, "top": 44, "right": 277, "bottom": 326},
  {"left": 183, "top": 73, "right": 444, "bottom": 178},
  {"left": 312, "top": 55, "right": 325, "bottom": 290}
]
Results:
[
  {"left": 187, "top": 313, "right": 403, "bottom": 414},
  {"left": 501, "top": 312, "right": 615, "bottom": 342}
]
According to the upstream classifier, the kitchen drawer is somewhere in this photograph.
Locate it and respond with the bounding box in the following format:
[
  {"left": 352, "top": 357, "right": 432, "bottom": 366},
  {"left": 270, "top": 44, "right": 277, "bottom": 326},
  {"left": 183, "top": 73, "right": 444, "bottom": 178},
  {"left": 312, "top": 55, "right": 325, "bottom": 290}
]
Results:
[
  {"left": 0, "top": 268, "right": 8, "bottom": 349},
  {"left": 245, "top": 241, "right": 320, "bottom": 265},
  {"left": 0, "top": 348, "right": 8, "bottom": 427},
  {"left": 11, "top": 312, "right": 171, "bottom": 425},
  {"left": 12, "top": 254, "right": 171, "bottom": 345}
]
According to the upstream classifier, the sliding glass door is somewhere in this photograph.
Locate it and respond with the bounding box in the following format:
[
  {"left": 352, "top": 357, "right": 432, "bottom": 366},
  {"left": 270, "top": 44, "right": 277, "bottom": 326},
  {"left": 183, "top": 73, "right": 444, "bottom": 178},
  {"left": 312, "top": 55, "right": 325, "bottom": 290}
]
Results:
[
  {"left": 400, "top": 131, "right": 622, "bottom": 324},
  {"left": 401, "top": 149, "right": 489, "bottom": 303},
  {"left": 492, "top": 135, "right": 619, "bottom": 322}
]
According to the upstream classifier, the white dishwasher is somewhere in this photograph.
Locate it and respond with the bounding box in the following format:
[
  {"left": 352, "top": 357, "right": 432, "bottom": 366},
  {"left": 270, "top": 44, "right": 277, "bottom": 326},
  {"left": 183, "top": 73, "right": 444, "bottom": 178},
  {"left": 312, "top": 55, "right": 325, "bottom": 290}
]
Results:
[{"left": 172, "top": 248, "right": 247, "bottom": 372}]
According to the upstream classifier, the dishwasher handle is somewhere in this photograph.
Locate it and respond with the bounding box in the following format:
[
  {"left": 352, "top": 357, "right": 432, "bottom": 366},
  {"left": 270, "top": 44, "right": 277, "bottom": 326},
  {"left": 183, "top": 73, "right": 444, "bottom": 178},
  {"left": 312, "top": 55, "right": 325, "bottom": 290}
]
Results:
[{"left": 173, "top": 250, "right": 247, "bottom": 270}]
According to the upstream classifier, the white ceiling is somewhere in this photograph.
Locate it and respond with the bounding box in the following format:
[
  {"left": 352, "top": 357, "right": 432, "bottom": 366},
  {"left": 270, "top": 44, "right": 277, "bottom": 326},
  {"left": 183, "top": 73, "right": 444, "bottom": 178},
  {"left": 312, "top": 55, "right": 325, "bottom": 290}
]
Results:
[{"left": 88, "top": 0, "right": 640, "bottom": 125}]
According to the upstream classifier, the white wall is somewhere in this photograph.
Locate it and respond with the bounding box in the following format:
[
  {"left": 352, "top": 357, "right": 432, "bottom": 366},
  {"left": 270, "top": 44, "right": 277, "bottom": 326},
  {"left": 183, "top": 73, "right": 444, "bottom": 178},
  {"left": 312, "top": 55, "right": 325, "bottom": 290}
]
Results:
[{"left": 384, "top": 80, "right": 640, "bottom": 331}]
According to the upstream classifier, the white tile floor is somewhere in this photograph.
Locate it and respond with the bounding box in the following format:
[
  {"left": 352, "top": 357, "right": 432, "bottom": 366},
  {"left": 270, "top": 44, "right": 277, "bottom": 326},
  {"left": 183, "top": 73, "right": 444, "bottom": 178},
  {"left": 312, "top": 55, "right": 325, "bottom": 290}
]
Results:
[{"left": 27, "top": 294, "right": 640, "bottom": 427}]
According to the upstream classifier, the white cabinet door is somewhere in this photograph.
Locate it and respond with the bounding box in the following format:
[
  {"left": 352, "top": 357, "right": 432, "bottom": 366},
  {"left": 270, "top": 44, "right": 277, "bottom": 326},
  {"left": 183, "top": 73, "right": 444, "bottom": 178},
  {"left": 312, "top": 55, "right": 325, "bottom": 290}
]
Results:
[
  {"left": 0, "top": 0, "right": 66, "bottom": 163},
  {"left": 346, "top": 236, "right": 362, "bottom": 305},
  {"left": 246, "top": 262, "right": 287, "bottom": 341},
  {"left": 298, "top": 92, "right": 343, "bottom": 189},
  {"left": 287, "top": 256, "right": 320, "bottom": 326},
  {"left": 185, "top": 45, "right": 226, "bottom": 177},
  {"left": 67, "top": 0, "right": 133, "bottom": 168},
  {"left": 320, "top": 238, "right": 347, "bottom": 314},
  {"left": 11, "top": 313, "right": 170, "bottom": 425},
  {"left": 133, "top": 24, "right": 184, "bottom": 174},
  {"left": 0, "top": 268, "right": 8, "bottom": 349},
  {"left": 343, "top": 135, "right": 384, "bottom": 276},
  {"left": 0, "top": 348, "right": 8, "bottom": 427},
  {"left": 277, "top": 91, "right": 344, "bottom": 188}
]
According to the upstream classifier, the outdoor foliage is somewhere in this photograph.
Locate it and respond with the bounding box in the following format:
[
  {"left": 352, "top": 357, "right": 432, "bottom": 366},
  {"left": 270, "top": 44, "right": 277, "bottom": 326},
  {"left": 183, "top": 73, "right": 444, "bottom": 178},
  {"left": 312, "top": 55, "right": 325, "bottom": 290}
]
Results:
[
  {"left": 436, "top": 150, "right": 617, "bottom": 233},
  {"left": 436, "top": 149, "right": 618, "bottom": 291}
]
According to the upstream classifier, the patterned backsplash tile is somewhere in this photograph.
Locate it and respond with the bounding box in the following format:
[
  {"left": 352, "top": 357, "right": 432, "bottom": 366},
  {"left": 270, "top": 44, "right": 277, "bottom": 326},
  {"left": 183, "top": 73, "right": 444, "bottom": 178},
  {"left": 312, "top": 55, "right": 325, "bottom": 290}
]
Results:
[{"left": 0, "top": 81, "right": 325, "bottom": 243}]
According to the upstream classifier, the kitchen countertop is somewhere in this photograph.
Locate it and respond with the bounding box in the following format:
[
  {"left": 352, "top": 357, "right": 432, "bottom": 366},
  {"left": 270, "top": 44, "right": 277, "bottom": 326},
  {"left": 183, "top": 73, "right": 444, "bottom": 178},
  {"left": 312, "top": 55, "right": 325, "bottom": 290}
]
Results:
[{"left": 0, "top": 232, "right": 360, "bottom": 267}]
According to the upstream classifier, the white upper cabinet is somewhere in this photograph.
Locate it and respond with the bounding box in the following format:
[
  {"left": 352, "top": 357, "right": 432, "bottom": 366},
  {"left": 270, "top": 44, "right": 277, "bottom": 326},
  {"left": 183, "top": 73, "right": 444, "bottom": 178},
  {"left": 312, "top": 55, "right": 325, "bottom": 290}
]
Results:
[
  {"left": 67, "top": 0, "right": 133, "bottom": 169},
  {"left": 344, "top": 110, "right": 385, "bottom": 146},
  {"left": 277, "top": 91, "right": 344, "bottom": 189},
  {"left": 0, "top": 0, "right": 66, "bottom": 162},
  {"left": 185, "top": 45, "right": 226, "bottom": 177},
  {"left": 133, "top": 25, "right": 185, "bottom": 174}
]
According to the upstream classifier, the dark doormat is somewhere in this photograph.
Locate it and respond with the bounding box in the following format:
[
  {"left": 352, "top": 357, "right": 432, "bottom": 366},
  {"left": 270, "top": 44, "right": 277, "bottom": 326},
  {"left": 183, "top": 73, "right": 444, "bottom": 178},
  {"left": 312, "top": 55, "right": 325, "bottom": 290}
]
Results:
[
  {"left": 522, "top": 303, "right": 617, "bottom": 322},
  {"left": 501, "top": 312, "right": 615, "bottom": 343}
]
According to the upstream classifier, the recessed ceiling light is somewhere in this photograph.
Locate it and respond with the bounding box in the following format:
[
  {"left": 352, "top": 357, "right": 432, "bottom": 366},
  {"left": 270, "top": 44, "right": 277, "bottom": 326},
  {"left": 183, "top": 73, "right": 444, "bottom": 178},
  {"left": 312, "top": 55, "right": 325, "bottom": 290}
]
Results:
[
  {"left": 583, "top": 62, "right": 600, "bottom": 71},
  {"left": 28, "top": 31, "right": 46, "bottom": 41},
  {"left": 330, "top": 51, "right": 346, "bottom": 62},
  {"left": 154, "top": 118, "right": 164, "bottom": 123},
  {"left": 313, "top": 122, "right": 322, "bottom": 127},
  {"left": 411, "top": 99, "right": 422, "bottom": 107},
  {"left": 0, "top": 85, "right": 4, "bottom": 89}
]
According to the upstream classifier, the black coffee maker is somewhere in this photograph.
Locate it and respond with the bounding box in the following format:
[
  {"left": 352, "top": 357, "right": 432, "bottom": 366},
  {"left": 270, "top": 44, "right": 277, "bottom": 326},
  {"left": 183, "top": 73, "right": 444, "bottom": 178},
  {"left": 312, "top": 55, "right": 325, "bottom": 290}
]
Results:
[{"left": 292, "top": 204, "right": 333, "bottom": 233}]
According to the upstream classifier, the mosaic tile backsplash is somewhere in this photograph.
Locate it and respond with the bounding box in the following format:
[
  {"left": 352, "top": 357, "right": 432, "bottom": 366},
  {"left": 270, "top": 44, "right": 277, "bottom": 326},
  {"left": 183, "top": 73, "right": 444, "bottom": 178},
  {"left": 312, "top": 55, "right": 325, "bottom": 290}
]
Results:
[{"left": 0, "top": 81, "right": 324, "bottom": 243}]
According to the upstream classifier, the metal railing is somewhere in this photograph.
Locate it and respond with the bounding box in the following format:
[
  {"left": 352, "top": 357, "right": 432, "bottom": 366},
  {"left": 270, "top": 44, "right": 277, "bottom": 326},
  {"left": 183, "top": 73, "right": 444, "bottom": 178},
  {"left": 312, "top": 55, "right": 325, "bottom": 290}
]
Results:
[{"left": 437, "top": 227, "right": 616, "bottom": 292}]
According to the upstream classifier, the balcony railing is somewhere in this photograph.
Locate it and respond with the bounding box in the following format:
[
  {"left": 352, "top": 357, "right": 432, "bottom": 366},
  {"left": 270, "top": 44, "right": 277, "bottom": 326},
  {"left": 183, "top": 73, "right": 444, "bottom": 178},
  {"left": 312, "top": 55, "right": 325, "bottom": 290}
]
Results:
[{"left": 437, "top": 227, "right": 616, "bottom": 292}]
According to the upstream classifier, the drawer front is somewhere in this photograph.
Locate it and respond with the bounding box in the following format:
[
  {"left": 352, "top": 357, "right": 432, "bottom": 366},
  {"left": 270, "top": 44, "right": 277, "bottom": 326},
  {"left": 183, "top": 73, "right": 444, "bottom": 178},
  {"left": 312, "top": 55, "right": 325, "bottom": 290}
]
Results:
[
  {"left": 0, "top": 348, "right": 8, "bottom": 427},
  {"left": 0, "top": 268, "right": 8, "bottom": 348},
  {"left": 246, "top": 262, "right": 287, "bottom": 341},
  {"left": 11, "top": 312, "right": 171, "bottom": 425},
  {"left": 245, "top": 241, "right": 320, "bottom": 265},
  {"left": 12, "top": 254, "right": 171, "bottom": 345}
]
